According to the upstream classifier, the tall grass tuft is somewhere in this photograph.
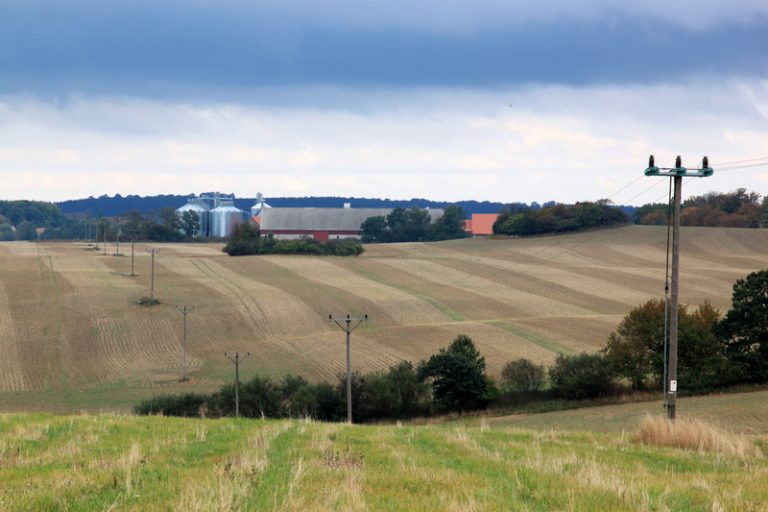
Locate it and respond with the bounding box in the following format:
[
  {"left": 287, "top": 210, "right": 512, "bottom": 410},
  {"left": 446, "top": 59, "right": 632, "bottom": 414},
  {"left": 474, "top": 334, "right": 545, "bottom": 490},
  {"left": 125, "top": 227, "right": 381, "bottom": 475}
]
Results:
[{"left": 635, "top": 415, "right": 761, "bottom": 458}]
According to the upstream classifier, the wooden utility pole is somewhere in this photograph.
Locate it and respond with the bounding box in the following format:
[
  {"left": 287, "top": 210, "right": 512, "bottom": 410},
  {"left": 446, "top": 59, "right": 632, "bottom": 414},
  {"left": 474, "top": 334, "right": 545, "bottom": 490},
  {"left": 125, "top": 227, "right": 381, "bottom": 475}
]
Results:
[
  {"left": 645, "top": 155, "right": 712, "bottom": 420},
  {"left": 145, "top": 248, "right": 160, "bottom": 298},
  {"left": 177, "top": 305, "right": 195, "bottom": 381},
  {"left": 225, "top": 352, "right": 250, "bottom": 417},
  {"left": 329, "top": 314, "right": 368, "bottom": 424},
  {"left": 668, "top": 174, "right": 682, "bottom": 420},
  {"left": 130, "top": 236, "right": 136, "bottom": 276}
]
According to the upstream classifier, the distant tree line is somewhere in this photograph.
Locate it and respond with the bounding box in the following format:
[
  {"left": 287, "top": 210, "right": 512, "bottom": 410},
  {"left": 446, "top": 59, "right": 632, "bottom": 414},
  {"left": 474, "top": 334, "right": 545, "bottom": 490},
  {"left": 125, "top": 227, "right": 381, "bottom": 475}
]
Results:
[
  {"left": 360, "top": 205, "right": 469, "bottom": 243},
  {"left": 223, "top": 223, "right": 364, "bottom": 256},
  {"left": 136, "top": 268, "right": 768, "bottom": 421},
  {"left": 57, "top": 193, "right": 510, "bottom": 217},
  {"left": 135, "top": 334, "right": 492, "bottom": 420},
  {"left": 634, "top": 188, "right": 768, "bottom": 228},
  {"left": 493, "top": 199, "right": 628, "bottom": 236},
  {"left": 0, "top": 200, "right": 82, "bottom": 240}
]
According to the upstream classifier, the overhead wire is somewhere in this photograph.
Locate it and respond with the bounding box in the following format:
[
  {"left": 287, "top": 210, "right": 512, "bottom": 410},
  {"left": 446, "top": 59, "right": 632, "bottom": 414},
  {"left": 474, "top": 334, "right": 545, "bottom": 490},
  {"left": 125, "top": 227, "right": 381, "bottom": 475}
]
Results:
[{"left": 485, "top": 156, "right": 765, "bottom": 298}]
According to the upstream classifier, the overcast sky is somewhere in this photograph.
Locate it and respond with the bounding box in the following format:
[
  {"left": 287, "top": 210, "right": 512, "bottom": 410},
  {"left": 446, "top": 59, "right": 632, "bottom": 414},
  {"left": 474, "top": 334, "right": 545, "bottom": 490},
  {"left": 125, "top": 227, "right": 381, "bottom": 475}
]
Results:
[{"left": 1, "top": 0, "right": 767, "bottom": 204}]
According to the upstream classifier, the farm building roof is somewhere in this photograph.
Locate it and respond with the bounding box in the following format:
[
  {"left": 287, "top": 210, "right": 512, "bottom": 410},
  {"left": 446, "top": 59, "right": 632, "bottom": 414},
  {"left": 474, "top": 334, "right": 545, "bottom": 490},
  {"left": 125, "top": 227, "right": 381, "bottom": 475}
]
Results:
[
  {"left": 260, "top": 208, "right": 444, "bottom": 232},
  {"left": 467, "top": 213, "right": 499, "bottom": 235}
]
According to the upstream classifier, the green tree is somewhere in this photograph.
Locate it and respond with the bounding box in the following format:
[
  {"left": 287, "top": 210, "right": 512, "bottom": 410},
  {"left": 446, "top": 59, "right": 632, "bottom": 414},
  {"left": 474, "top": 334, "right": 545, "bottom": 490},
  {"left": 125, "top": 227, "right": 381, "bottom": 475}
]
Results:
[
  {"left": 404, "top": 207, "right": 431, "bottom": 241},
  {"left": 718, "top": 269, "right": 768, "bottom": 383},
  {"left": 501, "top": 358, "right": 545, "bottom": 393},
  {"left": 0, "top": 224, "right": 15, "bottom": 241},
  {"left": 223, "top": 223, "right": 261, "bottom": 255},
  {"left": 180, "top": 210, "right": 201, "bottom": 238},
  {"left": 430, "top": 205, "right": 468, "bottom": 241},
  {"left": 360, "top": 215, "right": 388, "bottom": 243},
  {"left": 418, "top": 334, "right": 489, "bottom": 412},
  {"left": 602, "top": 299, "right": 726, "bottom": 391},
  {"left": 15, "top": 220, "right": 37, "bottom": 240},
  {"left": 549, "top": 353, "right": 615, "bottom": 400},
  {"left": 761, "top": 197, "right": 768, "bottom": 227}
]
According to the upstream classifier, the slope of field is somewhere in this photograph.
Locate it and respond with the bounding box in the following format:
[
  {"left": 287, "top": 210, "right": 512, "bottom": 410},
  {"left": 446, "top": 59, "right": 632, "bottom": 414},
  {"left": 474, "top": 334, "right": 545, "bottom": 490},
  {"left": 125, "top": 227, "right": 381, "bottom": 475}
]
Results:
[
  {"left": 478, "top": 389, "right": 768, "bottom": 435},
  {"left": 0, "top": 225, "right": 767, "bottom": 412},
  {"left": 1, "top": 413, "right": 766, "bottom": 510}
]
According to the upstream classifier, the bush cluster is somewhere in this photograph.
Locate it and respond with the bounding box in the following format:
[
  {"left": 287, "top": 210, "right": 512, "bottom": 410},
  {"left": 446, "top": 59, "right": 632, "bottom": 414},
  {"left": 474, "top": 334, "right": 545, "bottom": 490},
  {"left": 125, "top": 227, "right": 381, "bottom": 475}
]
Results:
[
  {"left": 361, "top": 205, "right": 468, "bottom": 243},
  {"left": 493, "top": 200, "right": 627, "bottom": 237},
  {"left": 635, "top": 188, "right": 768, "bottom": 228},
  {"left": 135, "top": 362, "right": 432, "bottom": 421},
  {"left": 223, "top": 223, "right": 364, "bottom": 256}
]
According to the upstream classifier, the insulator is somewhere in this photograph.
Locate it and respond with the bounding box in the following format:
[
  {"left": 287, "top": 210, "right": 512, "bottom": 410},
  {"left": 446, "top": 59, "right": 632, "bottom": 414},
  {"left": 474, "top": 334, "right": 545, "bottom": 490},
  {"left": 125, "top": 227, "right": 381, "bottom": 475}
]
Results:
[
  {"left": 649, "top": 155, "right": 655, "bottom": 167},
  {"left": 702, "top": 156, "right": 709, "bottom": 168},
  {"left": 675, "top": 155, "right": 682, "bottom": 168}
]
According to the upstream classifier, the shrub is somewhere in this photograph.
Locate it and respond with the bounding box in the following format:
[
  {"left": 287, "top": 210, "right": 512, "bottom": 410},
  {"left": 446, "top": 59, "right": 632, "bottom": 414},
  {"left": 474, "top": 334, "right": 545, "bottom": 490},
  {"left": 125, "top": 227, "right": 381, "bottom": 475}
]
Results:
[
  {"left": 501, "top": 358, "right": 545, "bottom": 393},
  {"left": 549, "top": 353, "right": 615, "bottom": 400},
  {"left": 133, "top": 393, "right": 209, "bottom": 417}
]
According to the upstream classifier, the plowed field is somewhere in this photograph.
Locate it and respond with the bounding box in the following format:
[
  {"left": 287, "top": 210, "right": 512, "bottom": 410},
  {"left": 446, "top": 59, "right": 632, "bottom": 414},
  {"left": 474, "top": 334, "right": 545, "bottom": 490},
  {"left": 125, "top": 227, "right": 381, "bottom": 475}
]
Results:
[{"left": 0, "top": 226, "right": 766, "bottom": 412}]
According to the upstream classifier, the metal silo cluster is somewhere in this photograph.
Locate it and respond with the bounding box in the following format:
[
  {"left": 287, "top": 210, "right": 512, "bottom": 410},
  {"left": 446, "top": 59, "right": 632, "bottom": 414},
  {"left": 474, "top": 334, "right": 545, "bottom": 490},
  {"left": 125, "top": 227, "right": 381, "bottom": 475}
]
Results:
[{"left": 175, "top": 193, "right": 248, "bottom": 238}]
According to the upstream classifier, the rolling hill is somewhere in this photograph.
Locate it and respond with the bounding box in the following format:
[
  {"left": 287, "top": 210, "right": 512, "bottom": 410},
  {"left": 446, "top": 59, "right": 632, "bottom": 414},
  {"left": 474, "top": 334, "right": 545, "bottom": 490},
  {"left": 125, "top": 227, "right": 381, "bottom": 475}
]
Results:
[{"left": 1, "top": 225, "right": 767, "bottom": 412}]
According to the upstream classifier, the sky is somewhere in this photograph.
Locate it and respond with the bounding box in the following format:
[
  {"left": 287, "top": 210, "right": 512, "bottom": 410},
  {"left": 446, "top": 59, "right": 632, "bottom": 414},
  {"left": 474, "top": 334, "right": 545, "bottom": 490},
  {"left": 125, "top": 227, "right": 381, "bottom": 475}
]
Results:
[{"left": 1, "top": 0, "right": 767, "bottom": 204}]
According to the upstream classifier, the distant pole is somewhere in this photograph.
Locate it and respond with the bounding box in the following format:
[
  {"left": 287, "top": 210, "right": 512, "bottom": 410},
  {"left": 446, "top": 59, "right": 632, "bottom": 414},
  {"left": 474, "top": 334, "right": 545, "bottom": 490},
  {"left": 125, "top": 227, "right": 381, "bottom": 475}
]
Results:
[
  {"left": 329, "top": 313, "right": 368, "bottom": 424},
  {"left": 644, "top": 155, "right": 712, "bottom": 421},
  {"left": 130, "top": 236, "right": 136, "bottom": 276},
  {"left": 115, "top": 218, "right": 120, "bottom": 256},
  {"left": 145, "top": 248, "right": 160, "bottom": 298},
  {"left": 103, "top": 223, "right": 108, "bottom": 256},
  {"left": 177, "top": 305, "right": 195, "bottom": 381},
  {"left": 225, "top": 352, "right": 250, "bottom": 417}
]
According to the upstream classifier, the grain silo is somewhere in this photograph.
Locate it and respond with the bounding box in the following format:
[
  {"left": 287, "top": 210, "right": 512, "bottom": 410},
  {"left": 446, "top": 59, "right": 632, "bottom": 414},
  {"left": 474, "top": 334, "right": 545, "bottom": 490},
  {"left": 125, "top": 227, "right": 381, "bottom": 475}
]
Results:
[
  {"left": 209, "top": 197, "right": 247, "bottom": 237},
  {"left": 175, "top": 198, "right": 210, "bottom": 237}
]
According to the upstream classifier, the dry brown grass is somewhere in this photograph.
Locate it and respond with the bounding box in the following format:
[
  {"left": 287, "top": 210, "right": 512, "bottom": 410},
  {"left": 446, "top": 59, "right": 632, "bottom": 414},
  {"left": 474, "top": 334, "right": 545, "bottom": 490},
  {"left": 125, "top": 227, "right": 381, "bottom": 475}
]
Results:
[{"left": 635, "top": 415, "right": 762, "bottom": 458}]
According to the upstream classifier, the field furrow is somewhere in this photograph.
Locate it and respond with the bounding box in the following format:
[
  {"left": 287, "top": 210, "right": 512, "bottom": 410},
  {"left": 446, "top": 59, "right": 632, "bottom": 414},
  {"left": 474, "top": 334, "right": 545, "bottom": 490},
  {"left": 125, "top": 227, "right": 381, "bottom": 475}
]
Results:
[
  {"left": 377, "top": 258, "right": 596, "bottom": 317},
  {"left": 263, "top": 256, "right": 452, "bottom": 324},
  {"left": 0, "top": 281, "right": 26, "bottom": 391}
]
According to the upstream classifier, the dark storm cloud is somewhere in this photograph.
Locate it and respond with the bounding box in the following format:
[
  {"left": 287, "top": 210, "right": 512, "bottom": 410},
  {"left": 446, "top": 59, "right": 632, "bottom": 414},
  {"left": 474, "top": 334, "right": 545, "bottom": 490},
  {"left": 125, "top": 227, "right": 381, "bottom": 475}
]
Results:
[{"left": 1, "top": 1, "right": 766, "bottom": 99}]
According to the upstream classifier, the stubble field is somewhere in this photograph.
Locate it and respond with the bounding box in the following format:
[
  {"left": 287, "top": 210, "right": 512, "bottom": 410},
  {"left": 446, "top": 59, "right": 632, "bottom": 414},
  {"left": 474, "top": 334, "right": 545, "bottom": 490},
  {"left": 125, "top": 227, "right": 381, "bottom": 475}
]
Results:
[{"left": 1, "top": 225, "right": 767, "bottom": 412}]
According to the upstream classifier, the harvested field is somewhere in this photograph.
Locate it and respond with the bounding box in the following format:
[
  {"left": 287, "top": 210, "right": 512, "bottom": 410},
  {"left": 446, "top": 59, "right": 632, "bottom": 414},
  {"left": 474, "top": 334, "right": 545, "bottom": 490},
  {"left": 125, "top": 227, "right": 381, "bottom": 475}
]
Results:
[{"left": 0, "top": 225, "right": 767, "bottom": 412}]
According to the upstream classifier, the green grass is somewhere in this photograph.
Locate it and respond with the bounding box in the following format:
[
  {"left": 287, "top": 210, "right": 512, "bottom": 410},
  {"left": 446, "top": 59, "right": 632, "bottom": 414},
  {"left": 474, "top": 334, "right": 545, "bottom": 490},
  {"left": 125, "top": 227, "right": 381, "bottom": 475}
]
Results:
[
  {"left": 1, "top": 413, "right": 766, "bottom": 511},
  {"left": 485, "top": 320, "right": 576, "bottom": 355}
]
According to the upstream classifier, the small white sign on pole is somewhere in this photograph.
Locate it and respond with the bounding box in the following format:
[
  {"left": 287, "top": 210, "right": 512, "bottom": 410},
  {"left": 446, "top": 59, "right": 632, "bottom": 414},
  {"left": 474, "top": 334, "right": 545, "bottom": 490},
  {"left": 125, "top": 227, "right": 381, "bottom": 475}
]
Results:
[{"left": 670, "top": 380, "right": 677, "bottom": 392}]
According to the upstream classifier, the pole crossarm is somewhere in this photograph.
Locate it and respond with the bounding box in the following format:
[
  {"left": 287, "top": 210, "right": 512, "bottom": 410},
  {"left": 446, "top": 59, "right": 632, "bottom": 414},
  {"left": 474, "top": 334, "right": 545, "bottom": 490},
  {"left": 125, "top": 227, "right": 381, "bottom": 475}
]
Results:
[{"left": 644, "top": 155, "right": 714, "bottom": 178}]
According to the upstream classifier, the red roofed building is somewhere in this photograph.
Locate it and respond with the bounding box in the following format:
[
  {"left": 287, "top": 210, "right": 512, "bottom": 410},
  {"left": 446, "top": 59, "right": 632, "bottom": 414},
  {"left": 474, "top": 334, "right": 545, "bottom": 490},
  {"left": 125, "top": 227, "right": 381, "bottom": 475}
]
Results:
[{"left": 465, "top": 213, "right": 498, "bottom": 236}]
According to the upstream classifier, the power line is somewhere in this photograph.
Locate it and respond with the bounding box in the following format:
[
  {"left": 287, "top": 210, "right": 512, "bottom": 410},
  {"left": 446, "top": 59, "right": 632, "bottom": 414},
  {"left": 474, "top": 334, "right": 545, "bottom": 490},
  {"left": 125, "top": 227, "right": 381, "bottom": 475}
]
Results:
[
  {"left": 714, "top": 156, "right": 768, "bottom": 166},
  {"left": 716, "top": 162, "right": 768, "bottom": 172}
]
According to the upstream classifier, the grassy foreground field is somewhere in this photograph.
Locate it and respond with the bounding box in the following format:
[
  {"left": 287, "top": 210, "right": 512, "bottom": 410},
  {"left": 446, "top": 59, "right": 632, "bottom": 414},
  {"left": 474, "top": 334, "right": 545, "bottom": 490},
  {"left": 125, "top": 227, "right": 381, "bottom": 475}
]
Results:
[
  {"left": 1, "top": 226, "right": 767, "bottom": 412},
  {"left": 1, "top": 412, "right": 767, "bottom": 511}
]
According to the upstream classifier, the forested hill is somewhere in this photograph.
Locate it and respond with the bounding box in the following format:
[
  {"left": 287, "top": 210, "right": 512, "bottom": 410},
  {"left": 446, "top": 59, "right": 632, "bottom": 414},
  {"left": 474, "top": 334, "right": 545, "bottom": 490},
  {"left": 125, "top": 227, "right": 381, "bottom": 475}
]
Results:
[{"left": 56, "top": 194, "right": 510, "bottom": 217}]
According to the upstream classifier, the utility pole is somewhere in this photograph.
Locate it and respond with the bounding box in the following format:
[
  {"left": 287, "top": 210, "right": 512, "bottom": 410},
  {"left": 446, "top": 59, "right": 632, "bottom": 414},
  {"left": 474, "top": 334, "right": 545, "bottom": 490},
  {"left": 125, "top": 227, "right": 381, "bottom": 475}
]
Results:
[
  {"left": 130, "top": 235, "right": 136, "bottom": 276},
  {"left": 114, "top": 217, "right": 121, "bottom": 256},
  {"left": 644, "top": 155, "right": 712, "bottom": 420},
  {"left": 145, "top": 248, "right": 160, "bottom": 298},
  {"left": 225, "top": 351, "right": 250, "bottom": 417},
  {"left": 177, "top": 305, "right": 195, "bottom": 382},
  {"left": 329, "top": 313, "right": 368, "bottom": 424},
  {"left": 103, "top": 222, "right": 108, "bottom": 256}
]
